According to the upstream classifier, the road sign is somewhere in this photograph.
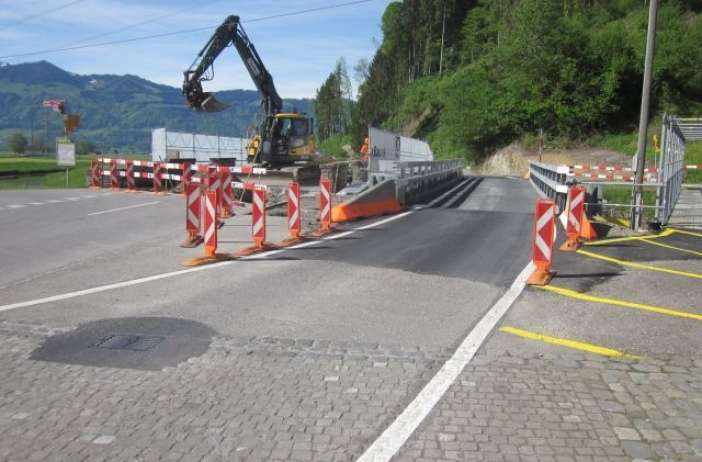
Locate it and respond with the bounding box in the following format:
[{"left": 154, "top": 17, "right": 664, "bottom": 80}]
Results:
[{"left": 56, "top": 141, "right": 76, "bottom": 167}]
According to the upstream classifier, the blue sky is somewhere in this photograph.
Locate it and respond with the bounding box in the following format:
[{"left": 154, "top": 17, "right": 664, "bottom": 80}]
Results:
[{"left": 0, "top": 0, "right": 394, "bottom": 98}]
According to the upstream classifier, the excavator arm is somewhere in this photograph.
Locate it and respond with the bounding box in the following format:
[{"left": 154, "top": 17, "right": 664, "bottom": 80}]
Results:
[{"left": 182, "top": 15, "right": 283, "bottom": 115}]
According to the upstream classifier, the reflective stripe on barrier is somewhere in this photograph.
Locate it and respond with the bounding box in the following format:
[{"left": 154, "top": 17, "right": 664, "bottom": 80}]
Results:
[
  {"left": 288, "top": 181, "right": 301, "bottom": 239},
  {"left": 528, "top": 198, "right": 556, "bottom": 286},
  {"left": 203, "top": 190, "right": 217, "bottom": 257},
  {"left": 221, "top": 167, "right": 233, "bottom": 218},
  {"left": 252, "top": 188, "right": 266, "bottom": 248},
  {"left": 152, "top": 162, "right": 162, "bottom": 194},
  {"left": 110, "top": 160, "right": 119, "bottom": 190},
  {"left": 125, "top": 160, "right": 136, "bottom": 191},
  {"left": 561, "top": 186, "right": 584, "bottom": 251},
  {"left": 181, "top": 183, "right": 204, "bottom": 248},
  {"left": 319, "top": 178, "right": 332, "bottom": 234}
]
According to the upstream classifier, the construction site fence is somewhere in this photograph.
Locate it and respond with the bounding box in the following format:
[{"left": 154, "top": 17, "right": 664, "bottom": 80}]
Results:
[
  {"left": 91, "top": 158, "right": 266, "bottom": 188},
  {"left": 655, "top": 114, "right": 702, "bottom": 224}
]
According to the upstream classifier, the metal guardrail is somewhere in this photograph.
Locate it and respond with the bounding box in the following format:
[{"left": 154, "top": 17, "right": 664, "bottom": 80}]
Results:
[
  {"left": 394, "top": 160, "right": 464, "bottom": 205},
  {"left": 528, "top": 161, "right": 570, "bottom": 212}
]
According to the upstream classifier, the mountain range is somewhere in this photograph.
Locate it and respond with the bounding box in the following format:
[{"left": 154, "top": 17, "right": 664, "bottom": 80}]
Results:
[{"left": 0, "top": 61, "right": 313, "bottom": 153}]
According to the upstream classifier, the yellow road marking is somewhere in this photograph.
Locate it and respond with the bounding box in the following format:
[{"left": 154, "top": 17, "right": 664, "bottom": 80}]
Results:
[
  {"left": 499, "top": 326, "right": 641, "bottom": 359},
  {"left": 585, "top": 229, "right": 674, "bottom": 246},
  {"left": 537, "top": 285, "right": 702, "bottom": 321},
  {"left": 671, "top": 228, "right": 702, "bottom": 239},
  {"left": 638, "top": 236, "right": 702, "bottom": 257},
  {"left": 577, "top": 249, "right": 702, "bottom": 279}
]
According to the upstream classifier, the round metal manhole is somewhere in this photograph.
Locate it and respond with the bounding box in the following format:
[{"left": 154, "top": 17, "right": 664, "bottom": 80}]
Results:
[{"left": 30, "top": 317, "right": 216, "bottom": 371}]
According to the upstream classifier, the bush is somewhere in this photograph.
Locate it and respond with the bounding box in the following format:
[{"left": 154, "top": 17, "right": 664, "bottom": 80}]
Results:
[{"left": 6, "top": 132, "right": 27, "bottom": 154}]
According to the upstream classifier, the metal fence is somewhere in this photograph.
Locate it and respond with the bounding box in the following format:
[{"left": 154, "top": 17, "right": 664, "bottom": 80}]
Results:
[
  {"left": 151, "top": 128, "right": 249, "bottom": 164},
  {"left": 656, "top": 115, "right": 702, "bottom": 224},
  {"left": 394, "top": 160, "right": 463, "bottom": 205}
]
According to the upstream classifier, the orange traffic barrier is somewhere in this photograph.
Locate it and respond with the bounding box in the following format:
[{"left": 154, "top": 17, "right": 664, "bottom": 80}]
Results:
[
  {"left": 203, "top": 190, "right": 217, "bottom": 257},
  {"left": 89, "top": 160, "right": 100, "bottom": 189},
  {"left": 220, "top": 167, "right": 233, "bottom": 219},
  {"left": 527, "top": 198, "right": 556, "bottom": 286},
  {"left": 560, "top": 186, "right": 585, "bottom": 251},
  {"left": 125, "top": 160, "right": 136, "bottom": 192},
  {"left": 331, "top": 180, "right": 403, "bottom": 223},
  {"left": 232, "top": 187, "right": 279, "bottom": 257},
  {"left": 109, "top": 159, "right": 119, "bottom": 190},
  {"left": 314, "top": 178, "right": 333, "bottom": 236},
  {"left": 181, "top": 183, "right": 204, "bottom": 248},
  {"left": 152, "top": 162, "right": 163, "bottom": 194},
  {"left": 580, "top": 214, "right": 598, "bottom": 241},
  {"left": 181, "top": 162, "right": 192, "bottom": 194}
]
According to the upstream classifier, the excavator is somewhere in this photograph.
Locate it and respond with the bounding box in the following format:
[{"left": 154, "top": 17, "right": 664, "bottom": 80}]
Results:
[{"left": 182, "top": 15, "right": 318, "bottom": 173}]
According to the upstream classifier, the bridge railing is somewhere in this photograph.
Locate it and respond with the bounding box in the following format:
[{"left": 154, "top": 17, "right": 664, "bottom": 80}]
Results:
[{"left": 528, "top": 160, "right": 571, "bottom": 212}]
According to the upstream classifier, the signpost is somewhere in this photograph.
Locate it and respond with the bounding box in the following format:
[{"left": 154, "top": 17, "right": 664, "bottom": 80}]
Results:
[{"left": 56, "top": 139, "right": 76, "bottom": 187}]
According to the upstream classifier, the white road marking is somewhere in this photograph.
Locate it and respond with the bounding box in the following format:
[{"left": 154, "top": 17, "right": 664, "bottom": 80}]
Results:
[
  {"left": 65, "top": 197, "right": 81, "bottom": 201},
  {"left": 0, "top": 262, "right": 234, "bottom": 313},
  {"left": 47, "top": 200, "right": 63, "bottom": 204},
  {"left": 356, "top": 261, "right": 535, "bottom": 462},
  {"left": 0, "top": 208, "right": 418, "bottom": 310},
  {"left": 7, "top": 204, "right": 25, "bottom": 209},
  {"left": 27, "top": 202, "right": 44, "bottom": 206},
  {"left": 87, "top": 201, "right": 159, "bottom": 216}
]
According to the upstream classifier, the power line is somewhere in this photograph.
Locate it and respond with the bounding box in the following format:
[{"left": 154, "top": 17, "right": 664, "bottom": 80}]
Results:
[
  {"left": 0, "top": 0, "right": 90, "bottom": 33},
  {"left": 63, "top": 0, "right": 229, "bottom": 47},
  {"left": 0, "top": 0, "right": 374, "bottom": 60}
]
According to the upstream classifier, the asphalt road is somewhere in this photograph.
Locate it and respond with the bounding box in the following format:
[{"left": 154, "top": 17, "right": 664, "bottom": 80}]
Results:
[{"left": 0, "top": 177, "right": 536, "bottom": 349}]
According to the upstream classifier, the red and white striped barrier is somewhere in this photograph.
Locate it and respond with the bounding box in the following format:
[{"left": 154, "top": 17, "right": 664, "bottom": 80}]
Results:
[
  {"left": 125, "top": 160, "right": 136, "bottom": 191},
  {"left": 152, "top": 162, "right": 164, "bottom": 194},
  {"left": 89, "top": 160, "right": 100, "bottom": 188},
  {"left": 528, "top": 198, "right": 556, "bottom": 286},
  {"left": 252, "top": 188, "right": 266, "bottom": 248},
  {"left": 181, "top": 162, "right": 192, "bottom": 193},
  {"left": 110, "top": 160, "right": 119, "bottom": 190},
  {"left": 288, "top": 181, "right": 301, "bottom": 239},
  {"left": 316, "top": 178, "right": 332, "bottom": 235},
  {"left": 560, "top": 186, "right": 584, "bottom": 251},
  {"left": 203, "top": 190, "right": 217, "bottom": 257},
  {"left": 181, "top": 183, "right": 204, "bottom": 248},
  {"left": 220, "top": 167, "right": 234, "bottom": 219}
]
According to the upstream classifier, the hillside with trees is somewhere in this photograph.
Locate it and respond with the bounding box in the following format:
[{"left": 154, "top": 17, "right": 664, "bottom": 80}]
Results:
[
  {"left": 0, "top": 61, "right": 312, "bottom": 154},
  {"left": 318, "top": 0, "right": 702, "bottom": 162}
]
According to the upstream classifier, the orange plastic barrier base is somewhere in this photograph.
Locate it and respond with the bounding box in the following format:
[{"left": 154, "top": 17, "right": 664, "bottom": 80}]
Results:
[
  {"left": 277, "top": 236, "right": 305, "bottom": 247},
  {"left": 580, "top": 216, "right": 598, "bottom": 241},
  {"left": 180, "top": 235, "right": 204, "bottom": 249},
  {"left": 231, "top": 242, "right": 280, "bottom": 258},
  {"left": 559, "top": 237, "right": 581, "bottom": 252},
  {"left": 331, "top": 198, "right": 403, "bottom": 223},
  {"left": 527, "top": 269, "right": 555, "bottom": 286},
  {"left": 182, "top": 253, "right": 234, "bottom": 267}
]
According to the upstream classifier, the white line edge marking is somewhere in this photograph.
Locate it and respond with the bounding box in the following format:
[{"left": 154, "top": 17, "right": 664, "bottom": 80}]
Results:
[
  {"left": 0, "top": 208, "right": 418, "bottom": 311},
  {"left": 87, "top": 201, "right": 160, "bottom": 216},
  {"left": 356, "top": 261, "right": 535, "bottom": 462}
]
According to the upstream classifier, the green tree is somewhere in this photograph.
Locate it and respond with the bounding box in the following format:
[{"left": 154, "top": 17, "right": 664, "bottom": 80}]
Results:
[
  {"left": 75, "top": 139, "right": 95, "bottom": 155},
  {"left": 6, "top": 132, "right": 28, "bottom": 154}
]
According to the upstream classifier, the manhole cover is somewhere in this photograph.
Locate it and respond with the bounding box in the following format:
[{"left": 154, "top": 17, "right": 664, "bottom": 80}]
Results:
[
  {"left": 31, "top": 317, "right": 216, "bottom": 370},
  {"left": 95, "top": 334, "right": 165, "bottom": 351}
]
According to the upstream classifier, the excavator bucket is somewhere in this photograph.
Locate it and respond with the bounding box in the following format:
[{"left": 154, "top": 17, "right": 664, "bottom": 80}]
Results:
[{"left": 199, "top": 93, "right": 230, "bottom": 113}]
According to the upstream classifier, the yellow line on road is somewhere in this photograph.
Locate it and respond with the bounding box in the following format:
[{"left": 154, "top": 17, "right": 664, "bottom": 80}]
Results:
[
  {"left": 577, "top": 249, "right": 702, "bottom": 279},
  {"left": 499, "top": 326, "right": 641, "bottom": 359},
  {"left": 537, "top": 285, "right": 702, "bottom": 321},
  {"left": 585, "top": 229, "right": 674, "bottom": 246},
  {"left": 671, "top": 228, "right": 702, "bottom": 238},
  {"left": 638, "top": 237, "right": 702, "bottom": 257}
]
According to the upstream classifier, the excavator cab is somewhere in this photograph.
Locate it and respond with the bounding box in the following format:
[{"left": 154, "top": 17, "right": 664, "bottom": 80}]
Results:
[{"left": 248, "top": 113, "right": 316, "bottom": 165}]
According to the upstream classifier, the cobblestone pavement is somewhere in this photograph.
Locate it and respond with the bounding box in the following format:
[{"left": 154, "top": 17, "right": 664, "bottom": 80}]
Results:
[
  {"left": 0, "top": 322, "right": 445, "bottom": 462},
  {"left": 394, "top": 350, "right": 702, "bottom": 462}
]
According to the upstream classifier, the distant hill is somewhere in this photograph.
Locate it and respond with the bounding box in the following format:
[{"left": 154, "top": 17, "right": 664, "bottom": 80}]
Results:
[{"left": 0, "top": 61, "right": 313, "bottom": 153}]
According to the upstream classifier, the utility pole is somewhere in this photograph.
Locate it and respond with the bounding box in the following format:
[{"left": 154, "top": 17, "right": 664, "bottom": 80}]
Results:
[
  {"left": 632, "top": 0, "right": 659, "bottom": 231},
  {"left": 439, "top": 0, "right": 447, "bottom": 75}
]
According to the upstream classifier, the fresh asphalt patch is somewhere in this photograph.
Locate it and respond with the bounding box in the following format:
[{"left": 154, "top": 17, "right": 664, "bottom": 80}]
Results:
[
  {"left": 30, "top": 317, "right": 216, "bottom": 371},
  {"left": 582, "top": 232, "right": 702, "bottom": 262},
  {"left": 287, "top": 208, "right": 533, "bottom": 288}
]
